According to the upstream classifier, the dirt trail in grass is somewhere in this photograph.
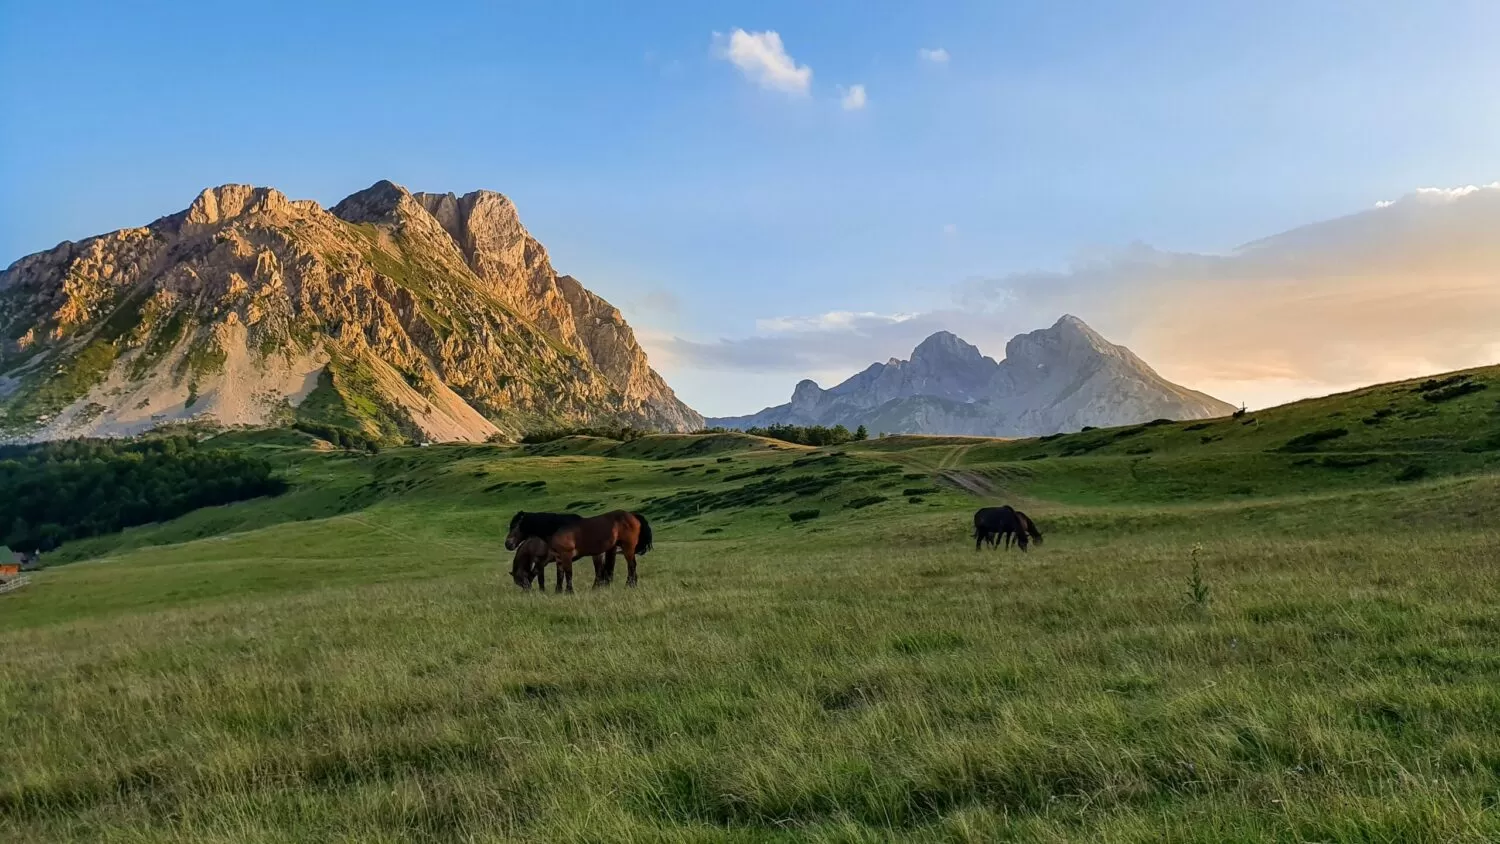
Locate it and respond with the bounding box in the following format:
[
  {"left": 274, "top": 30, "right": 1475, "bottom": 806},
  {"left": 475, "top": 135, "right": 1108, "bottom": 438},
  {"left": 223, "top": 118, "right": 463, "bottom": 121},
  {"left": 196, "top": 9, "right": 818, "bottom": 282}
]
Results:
[{"left": 933, "top": 445, "right": 1000, "bottom": 498}]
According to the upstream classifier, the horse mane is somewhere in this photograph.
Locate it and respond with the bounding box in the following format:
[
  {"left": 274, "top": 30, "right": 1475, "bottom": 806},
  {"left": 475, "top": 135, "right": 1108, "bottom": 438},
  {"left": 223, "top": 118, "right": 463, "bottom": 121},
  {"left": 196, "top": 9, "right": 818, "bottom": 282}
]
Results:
[
  {"left": 632, "top": 512, "right": 653, "bottom": 555},
  {"left": 511, "top": 511, "right": 583, "bottom": 540}
]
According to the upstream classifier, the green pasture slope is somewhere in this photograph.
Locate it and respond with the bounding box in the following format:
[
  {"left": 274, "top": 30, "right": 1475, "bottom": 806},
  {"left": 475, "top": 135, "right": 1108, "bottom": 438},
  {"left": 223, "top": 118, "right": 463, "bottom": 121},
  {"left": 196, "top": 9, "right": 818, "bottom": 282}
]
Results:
[{"left": 2, "top": 367, "right": 1500, "bottom": 842}]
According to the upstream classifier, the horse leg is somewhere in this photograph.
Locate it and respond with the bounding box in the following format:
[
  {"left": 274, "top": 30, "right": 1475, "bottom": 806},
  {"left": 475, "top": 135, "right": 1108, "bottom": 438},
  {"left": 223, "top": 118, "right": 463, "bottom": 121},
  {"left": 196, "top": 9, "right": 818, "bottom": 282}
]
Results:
[
  {"left": 591, "top": 554, "right": 607, "bottom": 589},
  {"left": 554, "top": 551, "right": 573, "bottom": 594},
  {"left": 975, "top": 531, "right": 983, "bottom": 552},
  {"left": 535, "top": 560, "right": 545, "bottom": 592},
  {"left": 624, "top": 547, "right": 638, "bottom": 587}
]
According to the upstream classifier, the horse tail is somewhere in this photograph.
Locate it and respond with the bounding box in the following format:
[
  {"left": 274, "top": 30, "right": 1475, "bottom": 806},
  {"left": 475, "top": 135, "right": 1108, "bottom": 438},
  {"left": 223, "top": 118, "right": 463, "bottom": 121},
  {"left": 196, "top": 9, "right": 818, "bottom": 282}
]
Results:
[{"left": 632, "top": 512, "right": 654, "bottom": 555}]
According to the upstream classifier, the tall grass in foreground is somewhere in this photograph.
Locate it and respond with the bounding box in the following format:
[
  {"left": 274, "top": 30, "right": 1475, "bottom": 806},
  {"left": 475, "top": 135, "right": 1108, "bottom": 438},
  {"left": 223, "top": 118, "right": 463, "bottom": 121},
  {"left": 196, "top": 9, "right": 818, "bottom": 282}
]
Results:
[{"left": 3, "top": 504, "right": 1499, "bottom": 841}]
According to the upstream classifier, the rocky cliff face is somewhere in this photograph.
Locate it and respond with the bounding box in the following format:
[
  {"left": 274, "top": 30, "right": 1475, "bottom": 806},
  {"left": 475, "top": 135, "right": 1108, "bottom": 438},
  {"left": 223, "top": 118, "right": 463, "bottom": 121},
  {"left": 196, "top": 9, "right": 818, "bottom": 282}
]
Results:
[
  {"left": 708, "top": 316, "right": 1234, "bottom": 436},
  {"left": 0, "top": 181, "right": 701, "bottom": 442}
]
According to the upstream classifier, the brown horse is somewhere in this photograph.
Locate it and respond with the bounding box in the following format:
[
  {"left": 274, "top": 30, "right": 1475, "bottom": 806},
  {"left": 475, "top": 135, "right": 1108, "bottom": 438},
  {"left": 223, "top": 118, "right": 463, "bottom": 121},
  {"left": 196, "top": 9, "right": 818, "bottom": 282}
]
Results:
[
  {"left": 510, "top": 537, "right": 552, "bottom": 590},
  {"left": 1012, "top": 510, "right": 1043, "bottom": 551},
  {"left": 505, "top": 510, "right": 653, "bottom": 592}
]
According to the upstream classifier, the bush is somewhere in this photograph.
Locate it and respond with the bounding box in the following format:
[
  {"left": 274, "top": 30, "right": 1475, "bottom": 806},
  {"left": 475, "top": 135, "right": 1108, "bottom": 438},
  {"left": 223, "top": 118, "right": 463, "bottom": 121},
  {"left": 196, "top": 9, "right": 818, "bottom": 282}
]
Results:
[
  {"left": 902, "top": 487, "right": 939, "bottom": 496},
  {"left": 293, "top": 421, "right": 380, "bottom": 453},
  {"left": 1278, "top": 428, "right": 1350, "bottom": 453},
  {"left": 1422, "top": 382, "right": 1487, "bottom": 403},
  {"left": 520, "top": 423, "right": 652, "bottom": 444},
  {"left": 1412, "top": 374, "right": 1468, "bottom": 393},
  {"left": 844, "top": 495, "right": 887, "bottom": 510},
  {"left": 1395, "top": 465, "right": 1429, "bottom": 482},
  {"left": 788, "top": 509, "right": 821, "bottom": 523}
]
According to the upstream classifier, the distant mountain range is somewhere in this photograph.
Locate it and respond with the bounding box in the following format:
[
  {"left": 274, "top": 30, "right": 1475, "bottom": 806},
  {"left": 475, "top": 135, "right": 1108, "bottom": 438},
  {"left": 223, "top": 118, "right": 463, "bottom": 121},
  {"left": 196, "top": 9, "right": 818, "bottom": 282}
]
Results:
[
  {"left": 708, "top": 315, "right": 1235, "bottom": 436},
  {"left": 0, "top": 181, "right": 702, "bottom": 442}
]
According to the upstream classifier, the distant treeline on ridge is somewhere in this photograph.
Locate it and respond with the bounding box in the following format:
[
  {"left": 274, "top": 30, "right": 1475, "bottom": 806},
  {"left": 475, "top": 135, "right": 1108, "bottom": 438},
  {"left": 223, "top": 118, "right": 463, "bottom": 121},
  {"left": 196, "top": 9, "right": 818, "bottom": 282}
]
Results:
[
  {"left": 698, "top": 423, "right": 869, "bottom": 446},
  {"left": 0, "top": 436, "right": 286, "bottom": 553}
]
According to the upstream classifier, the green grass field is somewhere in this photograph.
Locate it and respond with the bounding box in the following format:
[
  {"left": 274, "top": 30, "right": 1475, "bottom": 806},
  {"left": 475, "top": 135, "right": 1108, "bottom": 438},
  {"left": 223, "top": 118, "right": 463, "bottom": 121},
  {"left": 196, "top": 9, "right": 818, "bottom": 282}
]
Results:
[{"left": 3, "top": 368, "right": 1500, "bottom": 841}]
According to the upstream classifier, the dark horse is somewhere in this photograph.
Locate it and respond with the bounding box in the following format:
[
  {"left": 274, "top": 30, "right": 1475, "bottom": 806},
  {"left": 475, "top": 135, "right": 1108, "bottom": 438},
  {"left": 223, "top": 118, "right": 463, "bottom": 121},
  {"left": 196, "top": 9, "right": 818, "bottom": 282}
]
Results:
[
  {"left": 509, "top": 536, "right": 554, "bottom": 591},
  {"left": 972, "top": 506, "right": 1044, "bottom": 552},
  {"left": 505, "top": 510, "right": 653, "bottom": 592}
]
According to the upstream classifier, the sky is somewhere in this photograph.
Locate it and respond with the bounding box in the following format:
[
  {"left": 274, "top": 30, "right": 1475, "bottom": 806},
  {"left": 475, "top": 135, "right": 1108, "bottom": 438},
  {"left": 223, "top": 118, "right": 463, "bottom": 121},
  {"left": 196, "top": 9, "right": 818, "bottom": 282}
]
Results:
[{"left": 3, "top": 0, "right": 1499, "bottom": 416}]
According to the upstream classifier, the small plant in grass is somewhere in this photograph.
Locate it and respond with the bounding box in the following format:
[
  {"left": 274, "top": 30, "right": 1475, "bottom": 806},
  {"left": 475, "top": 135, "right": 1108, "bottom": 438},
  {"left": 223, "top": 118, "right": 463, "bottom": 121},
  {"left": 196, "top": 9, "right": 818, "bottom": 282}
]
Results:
[
  {"left": 1395, "top": 464, "right": 1428, "bottom": 482},
  {"left": 1185, "top": 544, "right": 1210, "bottom": 612},
  {"left": 788, "top": 509, "right": 820, "bottom": 523}
]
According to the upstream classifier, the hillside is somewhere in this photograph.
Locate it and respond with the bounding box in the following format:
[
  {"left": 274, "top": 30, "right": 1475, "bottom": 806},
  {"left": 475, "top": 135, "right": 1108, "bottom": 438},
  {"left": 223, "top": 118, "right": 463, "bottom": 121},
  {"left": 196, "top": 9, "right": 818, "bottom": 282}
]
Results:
[
  {"left": 709, "top": 316, "right": 1234, "bottom": 436},
  {"left": 0, "top": 181, "right": 702, "bottom": 444},
  {"left": 3, "top": 364, "right": 1500, "bottom": 840}
]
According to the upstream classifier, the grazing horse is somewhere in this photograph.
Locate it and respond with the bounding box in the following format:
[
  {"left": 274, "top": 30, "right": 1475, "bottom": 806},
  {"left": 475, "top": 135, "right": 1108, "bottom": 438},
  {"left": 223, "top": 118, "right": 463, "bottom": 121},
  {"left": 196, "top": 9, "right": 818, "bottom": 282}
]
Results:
[
  {"left": 506, "top": 510, "right": 653, "bottom": 592},
  {"left": 972, "top": 506, "right": 1044, "bottom": 552},
  {"left": 510, "top": 537, "right": 553, "bottom": 590},
  {"left": 1012, "top": 510, "right": 1043, "bottom": 552},
  {"left": 973, "top": 506, "right": 1017, "bottom": 551}
]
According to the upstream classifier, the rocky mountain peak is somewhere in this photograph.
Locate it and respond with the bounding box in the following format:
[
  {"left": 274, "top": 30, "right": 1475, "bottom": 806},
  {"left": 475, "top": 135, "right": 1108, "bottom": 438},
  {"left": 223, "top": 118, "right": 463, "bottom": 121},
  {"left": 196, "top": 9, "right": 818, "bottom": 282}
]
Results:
[
  {"left": 1004, "top": 314, "right": 1122, "bottom": 370},
  {"left": 329, "top": 179, "right": 420, "bottom": 226},
  {"left": 184, "top": 185, "right": 296, "bottom": 227},
  {"left": 911, "top": 330, "right": 984, "bottom": 364},
  {"left": 1, "top": 179, "right": 702, "bottom": 442},
  {"left": 791, "top": 379, "right": 824, "bottom": 404}
]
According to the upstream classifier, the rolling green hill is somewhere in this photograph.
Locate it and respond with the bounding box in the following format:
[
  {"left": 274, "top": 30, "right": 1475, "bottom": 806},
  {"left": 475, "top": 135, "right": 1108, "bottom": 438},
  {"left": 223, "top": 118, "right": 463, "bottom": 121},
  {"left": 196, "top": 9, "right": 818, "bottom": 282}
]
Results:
[{"left": 2, "top": 365, "right": 1499, "bottom": 841}]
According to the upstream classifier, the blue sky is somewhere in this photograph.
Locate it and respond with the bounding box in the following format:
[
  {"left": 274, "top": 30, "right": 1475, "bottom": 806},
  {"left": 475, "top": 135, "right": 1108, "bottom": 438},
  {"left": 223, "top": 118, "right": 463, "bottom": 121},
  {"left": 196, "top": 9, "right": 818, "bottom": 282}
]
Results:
[{"left": 3, "top": 1, "right": 1499, "bottom": 415}]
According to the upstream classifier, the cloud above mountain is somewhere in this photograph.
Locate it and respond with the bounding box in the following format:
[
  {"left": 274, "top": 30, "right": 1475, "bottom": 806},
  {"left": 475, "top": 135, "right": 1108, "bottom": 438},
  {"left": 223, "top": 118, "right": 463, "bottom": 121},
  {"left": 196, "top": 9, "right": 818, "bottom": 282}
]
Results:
[
  {"left": 713, "top": 29, "right": 812, "bottom": 95},
  {"left": 660, "top": 183, "right": 1500, "bottom": 410}
]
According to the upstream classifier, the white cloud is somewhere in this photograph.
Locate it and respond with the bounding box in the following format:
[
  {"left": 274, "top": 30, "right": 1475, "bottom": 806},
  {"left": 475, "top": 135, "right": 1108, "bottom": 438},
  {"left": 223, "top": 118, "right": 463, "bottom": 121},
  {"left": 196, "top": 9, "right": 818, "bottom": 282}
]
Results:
[
  {"left": 756, "top": 311, "right": 914, "bottom": 334},
  {"left": 838, "top": 83, "right": 867, "bottom": 111},
  {"left": 664, "top": 187, "right": 1500, "bottom": 410},
  {"left": 943, "top": 223, "right": 959, "bottom": 237},
  {"left": 1375, "top": 181, "right": 1500, "bottom": 208},
  {"left": 712, "top": 29, "right": 812, "bottom": 95},
  {"left": 918, "top": 47, "right": 950, "bottom": 64}
]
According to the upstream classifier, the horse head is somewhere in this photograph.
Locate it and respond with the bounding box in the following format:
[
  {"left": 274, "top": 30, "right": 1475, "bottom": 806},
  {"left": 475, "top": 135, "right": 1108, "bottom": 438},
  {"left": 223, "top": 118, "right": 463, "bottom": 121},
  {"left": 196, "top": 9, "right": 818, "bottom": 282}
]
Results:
[{"left": 504, "top": 511, "right": 526, "bottom": 551}]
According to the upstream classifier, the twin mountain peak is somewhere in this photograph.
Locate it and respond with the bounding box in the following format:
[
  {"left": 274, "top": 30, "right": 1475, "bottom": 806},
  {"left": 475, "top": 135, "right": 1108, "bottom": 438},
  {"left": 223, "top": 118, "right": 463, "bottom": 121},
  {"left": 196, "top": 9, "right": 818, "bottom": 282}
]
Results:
[
  {"left": 0, "top": 180, "right": 1231, "bottom": 442},
  {"left": 708, "top": 316, "right": 1234, "bottom": 436}
]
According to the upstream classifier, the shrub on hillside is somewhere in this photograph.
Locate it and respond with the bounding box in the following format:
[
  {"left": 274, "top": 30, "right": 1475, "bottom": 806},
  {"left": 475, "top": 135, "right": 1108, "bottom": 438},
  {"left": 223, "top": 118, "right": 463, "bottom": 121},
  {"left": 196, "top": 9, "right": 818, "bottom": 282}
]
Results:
[
  {"left": 293, "top": 421, "right": 380, "bottom": 453},
  {"left": 1395, "top": 465, "right": 1429, "bottom": 482},
  {"left": 788, "top": 509, "right": 821, "bottom": 523},
  {"left": 519, "top": 424, "right": 652, "bottom": 444},
  {"left": 1278, "top": 427, "right": 1350, "bottom": 452},
  {"left": 1422, "top": 382, "right": 1487, "bottom": 403},
  {"left": 1412, "top": 374, "right": 1469, "bottom": 393}
]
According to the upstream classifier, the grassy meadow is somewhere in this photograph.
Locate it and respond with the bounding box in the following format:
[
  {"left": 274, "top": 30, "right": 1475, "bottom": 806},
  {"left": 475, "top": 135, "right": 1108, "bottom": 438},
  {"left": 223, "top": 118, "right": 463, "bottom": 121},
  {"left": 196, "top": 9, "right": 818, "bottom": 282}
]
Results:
[{"left": 2, "top": 368, "right": 1500, "bottom": 841}]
